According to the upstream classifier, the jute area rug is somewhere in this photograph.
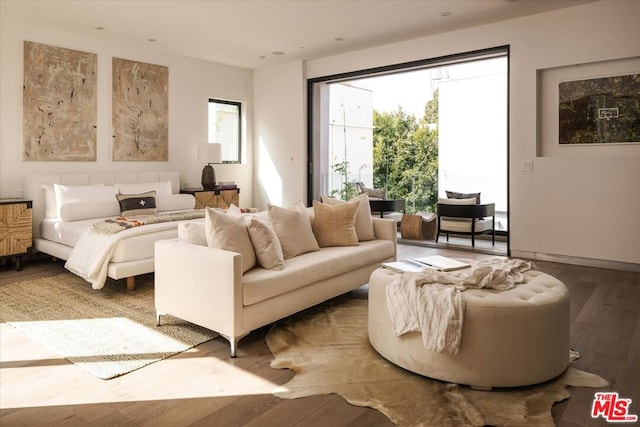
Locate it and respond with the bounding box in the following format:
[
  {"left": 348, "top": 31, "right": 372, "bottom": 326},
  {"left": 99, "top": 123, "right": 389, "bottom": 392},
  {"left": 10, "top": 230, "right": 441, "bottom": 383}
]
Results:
[
  {"left": 266, "top": 297, "right": 609, "bottom": 427},
  {"left": 0, "top": 273, "right": 218, "bottom": 379}
]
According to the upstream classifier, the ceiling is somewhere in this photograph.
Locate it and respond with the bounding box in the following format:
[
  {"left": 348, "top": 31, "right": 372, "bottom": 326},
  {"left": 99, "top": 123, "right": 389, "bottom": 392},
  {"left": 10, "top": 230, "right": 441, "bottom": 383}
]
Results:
[{"left": 2, "top": 0, "right": 596, "bottom": 69}]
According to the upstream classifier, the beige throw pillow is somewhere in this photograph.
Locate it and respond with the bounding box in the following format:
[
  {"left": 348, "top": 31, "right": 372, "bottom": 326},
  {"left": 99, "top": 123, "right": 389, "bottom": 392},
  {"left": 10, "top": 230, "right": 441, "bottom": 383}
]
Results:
[
  {"left": 311, "top": 200, "right": 359, "bottom": 247},
  {"left": 248, "top": 217, "right": 284, "bottom": 270},
  {"left": 205, "top": 207, "right": 256, "bottom": 273},
  {"left": 321, "top": 193, "right": 375, "bottom": 241},
  {"left": 267, "top": 202, "right": 319, "bottom": 259}
]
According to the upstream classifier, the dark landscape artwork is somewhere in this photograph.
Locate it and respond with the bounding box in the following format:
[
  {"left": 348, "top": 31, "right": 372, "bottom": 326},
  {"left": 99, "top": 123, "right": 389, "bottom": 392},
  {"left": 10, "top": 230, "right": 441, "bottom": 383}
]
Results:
[{"left": 558, "top": 73, "right": 640, "bottom": 145}]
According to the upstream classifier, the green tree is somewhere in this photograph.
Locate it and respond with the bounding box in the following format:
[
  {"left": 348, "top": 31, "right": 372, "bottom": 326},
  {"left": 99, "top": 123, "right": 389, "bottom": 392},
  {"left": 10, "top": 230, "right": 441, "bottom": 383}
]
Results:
[{"left": 372, "top": 92, "right": 439, "bottom": 213}]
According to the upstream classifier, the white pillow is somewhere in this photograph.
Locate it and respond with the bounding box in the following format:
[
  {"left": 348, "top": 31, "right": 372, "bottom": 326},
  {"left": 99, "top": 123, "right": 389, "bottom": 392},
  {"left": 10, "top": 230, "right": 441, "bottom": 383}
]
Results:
[
  {"left": 156, "top": 194, "right": 195, "bottom": 212},
  {"left": 118, "top": 181, "right": 172, "bottom": 196},
  {"left": 41, "top": 185, "right": 57, "bottom": 219},
  {"left": 178, "top": 221, "right": 207, "bottom": 246},
  {"left": 267, "top": 202, "right": 319, "bottom": 259},
  {"left": 321, "top": 193, "right": 375, "bottom": 241},
  {"left": 247, "top": 217, "right": 284, "bottom": 270},
  {"left": 59, "top": 200, "right": 121, "bottom": 222},
  {"left": 53, "top": 183, "right": 117, "bottom": 219},
  {"left": 438, "top": 197, "right": 476, "bottom": 205},
  {"left": 205, "top": 207, "right": 256, "bottom": 273}
]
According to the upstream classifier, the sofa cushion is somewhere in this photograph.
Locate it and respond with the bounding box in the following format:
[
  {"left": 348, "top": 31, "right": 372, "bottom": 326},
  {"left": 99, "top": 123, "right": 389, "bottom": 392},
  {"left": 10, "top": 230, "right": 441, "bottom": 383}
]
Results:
[
  {"left": 321, "top": 193, "right": 375, "bottom": 241},
  {"left": 311, "top": 200, "right": 359, "bottom": 247},
  {"left": 267, "top": 202, "right": 319, "bottom": 259},
  {"left": 440, "top": 217, "right": 493, "bottom": 233},
  {"left": 248, "top": 217, "right": 284, "bottom": 270},
  {"left": 242, "top": 239, "right": 394, "bottom": 306},
  {"left": 205, "top": 207, "right": 256, "bottom": 273}
]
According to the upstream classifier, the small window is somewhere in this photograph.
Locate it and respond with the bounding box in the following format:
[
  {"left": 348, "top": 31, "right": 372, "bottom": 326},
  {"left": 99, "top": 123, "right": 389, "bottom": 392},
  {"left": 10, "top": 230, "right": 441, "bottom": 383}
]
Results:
[{"left": 208, "top": 98, "right": 241, "bottom": 163}]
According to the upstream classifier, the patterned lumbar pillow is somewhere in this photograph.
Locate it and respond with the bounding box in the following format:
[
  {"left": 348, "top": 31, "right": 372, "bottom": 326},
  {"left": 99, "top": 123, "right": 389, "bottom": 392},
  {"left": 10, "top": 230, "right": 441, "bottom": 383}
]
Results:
[{"left": 116, "top": 191, "right": 157, "bottom": 216}]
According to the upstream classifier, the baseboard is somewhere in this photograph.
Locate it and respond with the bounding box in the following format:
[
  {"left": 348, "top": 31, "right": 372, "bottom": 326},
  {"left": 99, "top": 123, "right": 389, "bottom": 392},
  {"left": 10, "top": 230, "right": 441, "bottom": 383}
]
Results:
[{"left": 510, "top": 251, "right": 640, "bottom": 273}]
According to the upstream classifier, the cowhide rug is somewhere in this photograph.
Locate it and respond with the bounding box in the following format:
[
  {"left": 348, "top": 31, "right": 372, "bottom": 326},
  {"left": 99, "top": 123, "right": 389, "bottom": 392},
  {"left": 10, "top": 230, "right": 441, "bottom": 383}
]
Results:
[{"left": 266, "top": 297, "right": 608, "bottom": 427}]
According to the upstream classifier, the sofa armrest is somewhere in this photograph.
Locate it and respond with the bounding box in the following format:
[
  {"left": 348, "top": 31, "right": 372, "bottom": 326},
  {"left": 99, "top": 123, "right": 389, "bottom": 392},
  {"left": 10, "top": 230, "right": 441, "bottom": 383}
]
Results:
[
  {"left": 372, "top": 217, "right": 398, "bottom": 261},
  {"left": 154, "top": 239, "right": 245, "bottom": 339}
]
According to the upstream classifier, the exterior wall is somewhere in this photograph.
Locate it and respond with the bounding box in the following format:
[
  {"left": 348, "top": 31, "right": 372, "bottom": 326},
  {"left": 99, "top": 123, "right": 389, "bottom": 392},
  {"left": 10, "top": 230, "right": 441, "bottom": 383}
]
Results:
[
  {"left": 328, "top": 84, "right": 374, "bottom": 195},
  {"left": 0, "top": 15, "right": 253, "bottom": 207},
  {"left": 257, "top": 0, "right": 640, "bottom": 265}
]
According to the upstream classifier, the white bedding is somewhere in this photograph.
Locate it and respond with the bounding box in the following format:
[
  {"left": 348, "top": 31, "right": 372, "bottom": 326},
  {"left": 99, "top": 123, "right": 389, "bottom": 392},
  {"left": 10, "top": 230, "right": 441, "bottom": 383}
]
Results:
[
  {"left": 65, "top": 218, "right": 204, "bottom": 289},
  {"left": 40, "top": 217, "right": 190, "bottom": 263}
]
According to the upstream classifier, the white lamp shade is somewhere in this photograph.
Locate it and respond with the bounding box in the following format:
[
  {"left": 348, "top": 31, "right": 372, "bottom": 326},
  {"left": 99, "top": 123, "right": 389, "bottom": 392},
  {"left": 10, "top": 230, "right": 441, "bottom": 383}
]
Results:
[{"left": 198, "top": 143, "right": 222, "bottom": 164}]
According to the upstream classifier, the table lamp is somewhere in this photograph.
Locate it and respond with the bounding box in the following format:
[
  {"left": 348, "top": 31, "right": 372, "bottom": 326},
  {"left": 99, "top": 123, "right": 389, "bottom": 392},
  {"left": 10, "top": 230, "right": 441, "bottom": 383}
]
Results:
[{"left": 198, "top": 143, "right": 222, "bottom": 190}]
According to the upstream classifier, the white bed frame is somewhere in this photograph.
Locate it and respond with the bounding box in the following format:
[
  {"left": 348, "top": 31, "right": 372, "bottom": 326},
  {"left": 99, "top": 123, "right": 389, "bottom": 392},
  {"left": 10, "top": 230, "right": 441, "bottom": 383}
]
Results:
[{"left": 24, "top": 171, "right": 181, "bottom": 290}]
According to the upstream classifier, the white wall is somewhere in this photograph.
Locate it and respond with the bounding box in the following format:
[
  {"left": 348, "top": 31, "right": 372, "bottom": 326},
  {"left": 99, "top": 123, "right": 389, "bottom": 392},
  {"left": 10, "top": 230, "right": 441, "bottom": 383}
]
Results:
[
  {"left": 256, "top": 0, "right": 640, "bottom": 265},
  {"left": 0, "top": 16, "right": 253, "bottom": 206},
  {"left": 253, "top": 61, "right": 306, "bottom": 209}
]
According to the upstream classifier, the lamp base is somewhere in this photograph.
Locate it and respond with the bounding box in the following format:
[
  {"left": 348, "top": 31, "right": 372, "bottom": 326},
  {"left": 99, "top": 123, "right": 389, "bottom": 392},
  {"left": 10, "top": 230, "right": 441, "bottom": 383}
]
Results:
[{"left": 201, "top": 164, "right": 216, "bottom": 191}]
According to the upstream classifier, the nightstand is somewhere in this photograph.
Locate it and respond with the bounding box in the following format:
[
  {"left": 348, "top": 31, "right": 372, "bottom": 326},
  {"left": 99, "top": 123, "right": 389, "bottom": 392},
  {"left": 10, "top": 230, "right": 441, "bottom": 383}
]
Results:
[
  {"left": 181, "top": 188, "right": 240, "bottom": 209},
  {"left": 0, "top": 199, "right": 33, "bottom": 271}
]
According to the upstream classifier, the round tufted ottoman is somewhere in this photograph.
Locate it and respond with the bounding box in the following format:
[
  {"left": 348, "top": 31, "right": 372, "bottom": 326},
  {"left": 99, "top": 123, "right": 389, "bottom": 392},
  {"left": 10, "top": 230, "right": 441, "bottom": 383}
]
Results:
[{"left": 368, "top": 266, "right": 570, "bottom": 389}]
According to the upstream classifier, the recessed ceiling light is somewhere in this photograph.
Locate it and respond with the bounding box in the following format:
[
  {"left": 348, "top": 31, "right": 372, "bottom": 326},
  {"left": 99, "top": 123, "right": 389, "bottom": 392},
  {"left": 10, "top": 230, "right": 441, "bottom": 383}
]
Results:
[
  {"left": 259, "top": 55, "right": 267, "bottom": 59},
  {"left": 272, "top": 51, "right": 285, "bottom": 56},
  {"left": 147, "top": 38, "right": 157, "bottom": 42},
  {"left": 439, "top": 11, "right": 452, "bottom": 17},
  {"left": 94, "top": 26, "right": 106, "bottom": 30},
  {"left": 334, "top": 37, "right": 344, "bottom": 42}
]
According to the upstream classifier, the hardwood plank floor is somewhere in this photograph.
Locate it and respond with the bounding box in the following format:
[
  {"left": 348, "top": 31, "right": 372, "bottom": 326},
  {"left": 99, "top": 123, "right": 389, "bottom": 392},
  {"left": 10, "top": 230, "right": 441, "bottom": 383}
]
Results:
[{"left": 1, "top": 247, "right": 638, "bottom": 426}]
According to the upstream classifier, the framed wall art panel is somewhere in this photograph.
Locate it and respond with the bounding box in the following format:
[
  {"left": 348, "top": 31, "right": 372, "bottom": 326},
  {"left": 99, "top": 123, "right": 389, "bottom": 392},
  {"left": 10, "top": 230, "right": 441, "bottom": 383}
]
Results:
[
  {"left": 537, "top": 57, "right": 640, "bottom": 157},
  {"left": 112, "top": 58, "right": 168, "bottom": 161},
  {"left": 23, "top": 41, "right": 97, "bottom": 161}
]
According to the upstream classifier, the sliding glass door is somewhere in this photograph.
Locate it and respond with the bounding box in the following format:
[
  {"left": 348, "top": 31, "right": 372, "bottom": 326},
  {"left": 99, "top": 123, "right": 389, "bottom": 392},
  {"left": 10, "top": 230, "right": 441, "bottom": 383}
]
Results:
[{"left": 308, "top": 46, "right": 509, "bottom": 240}]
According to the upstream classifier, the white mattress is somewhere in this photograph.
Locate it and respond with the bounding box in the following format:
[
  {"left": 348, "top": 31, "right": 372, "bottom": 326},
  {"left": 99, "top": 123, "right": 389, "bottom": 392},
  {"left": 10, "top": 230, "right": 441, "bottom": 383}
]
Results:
[{"left": 40, "top": 217, "right": 202, "bottom": 263}]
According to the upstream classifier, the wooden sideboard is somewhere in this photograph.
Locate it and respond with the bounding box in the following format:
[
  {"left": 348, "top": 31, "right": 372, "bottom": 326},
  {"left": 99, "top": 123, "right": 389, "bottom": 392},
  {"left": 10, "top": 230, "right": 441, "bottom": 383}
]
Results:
[
  {"left": 181, "top": 188, "right": 240, "bottom": 209},
  {"left": 0, "top": 199, "right": 33, "bottom": 271}
]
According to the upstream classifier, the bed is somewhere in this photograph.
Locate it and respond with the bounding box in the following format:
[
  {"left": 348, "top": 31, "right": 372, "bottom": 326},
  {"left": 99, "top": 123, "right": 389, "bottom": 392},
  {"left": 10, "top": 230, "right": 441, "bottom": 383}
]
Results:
[{"left": 24, "top": 171, "right": 201, "bottom": 290}]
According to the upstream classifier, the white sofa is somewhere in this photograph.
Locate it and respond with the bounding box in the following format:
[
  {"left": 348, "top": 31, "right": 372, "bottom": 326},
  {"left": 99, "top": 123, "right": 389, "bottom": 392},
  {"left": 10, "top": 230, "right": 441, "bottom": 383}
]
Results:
[{"left": 154, "top": 215, "right": 397, "bottom": 357}]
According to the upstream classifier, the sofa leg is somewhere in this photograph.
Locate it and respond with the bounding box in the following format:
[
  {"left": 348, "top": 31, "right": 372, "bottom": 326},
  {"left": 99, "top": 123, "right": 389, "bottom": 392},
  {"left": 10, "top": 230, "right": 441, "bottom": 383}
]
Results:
[
  {"left": 126, "top": 276, "right": 135, "bottom": 291},
  {"left": 155, "top": 312, "right": 165, "bottom": 327},
  {"left": 222, "top": 333, "right": 248, "bottom": 358}
]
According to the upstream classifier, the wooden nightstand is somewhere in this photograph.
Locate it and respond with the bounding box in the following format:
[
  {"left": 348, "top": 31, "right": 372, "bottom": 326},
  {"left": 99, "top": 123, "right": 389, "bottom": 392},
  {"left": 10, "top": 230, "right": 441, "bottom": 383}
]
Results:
[
  {"left": 0, "top": 199, "right": 33, "bottom": 271},
  {"left": 181, "top": 188, "right": 240, "bottom": 209}
]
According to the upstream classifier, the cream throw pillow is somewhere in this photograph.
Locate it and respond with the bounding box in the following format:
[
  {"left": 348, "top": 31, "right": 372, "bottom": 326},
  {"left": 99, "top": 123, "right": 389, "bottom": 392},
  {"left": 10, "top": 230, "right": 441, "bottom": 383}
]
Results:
[
  {"left": 321, "top": 193, "right": 375, "bottom": 241},
  {"left": 267, "top": 202, "right": 319, "bottom": 259},
  {"left": 205, "top": 207, "right": 256, "bottom": 273},
  {"left": 311, "top": 200, "right": 359, "bottom": 247},
  {"left": 248, "top": 217, "right": 284, "bottom": 270}
]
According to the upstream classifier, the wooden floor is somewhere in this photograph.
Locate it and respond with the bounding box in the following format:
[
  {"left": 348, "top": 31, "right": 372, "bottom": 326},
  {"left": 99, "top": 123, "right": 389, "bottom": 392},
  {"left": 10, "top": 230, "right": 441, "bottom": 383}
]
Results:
[{"left": 1, "top": 246, "right": 638, "bottom": 427}]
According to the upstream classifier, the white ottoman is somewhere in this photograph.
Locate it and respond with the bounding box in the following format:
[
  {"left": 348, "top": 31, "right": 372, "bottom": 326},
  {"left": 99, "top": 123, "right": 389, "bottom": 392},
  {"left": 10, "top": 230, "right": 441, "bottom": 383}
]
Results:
[{"left": 368, "top": 267, "right": 570, "bottom": 389}]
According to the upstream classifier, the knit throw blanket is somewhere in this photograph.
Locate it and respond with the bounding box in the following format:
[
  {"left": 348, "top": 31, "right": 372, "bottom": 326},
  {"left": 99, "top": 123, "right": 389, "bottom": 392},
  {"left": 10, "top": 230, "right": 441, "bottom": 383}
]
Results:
[
  {"left": 385, "top": 258, "right": 536, "bottom": 355},
  {"left": 92, "top": 210, "right": 206, "bottom": 235}
]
